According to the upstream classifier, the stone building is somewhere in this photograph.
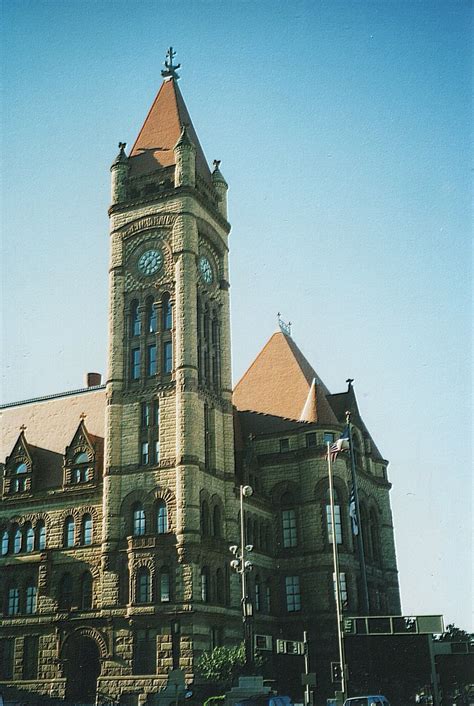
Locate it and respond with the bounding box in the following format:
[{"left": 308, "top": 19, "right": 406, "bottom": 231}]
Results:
[{"left": 0, "top": 54, "right": 400, "bottom": 705}]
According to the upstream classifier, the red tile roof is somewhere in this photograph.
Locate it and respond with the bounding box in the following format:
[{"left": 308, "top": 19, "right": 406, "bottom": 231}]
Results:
[
  {"left": 233, "top": 331, "right": 338, "bottom": 424},
  {"left": 129, "top": 78, "right": 211, "bottom": 182}
]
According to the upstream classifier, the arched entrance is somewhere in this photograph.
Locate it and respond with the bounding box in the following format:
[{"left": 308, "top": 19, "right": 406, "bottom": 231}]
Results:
[{"left": 63, "top": 632, "right": 101, "bottom": 702}]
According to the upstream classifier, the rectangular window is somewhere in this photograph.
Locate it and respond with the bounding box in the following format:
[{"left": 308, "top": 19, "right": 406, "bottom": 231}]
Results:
[
  {"left": 326, "top": 505, "right": 342, "bottom": 544},
  {"left": 163, "top": 341, "right": 173, "bottom": 373},
  {"left": 141, "top": 402, "right": 150, "bottom": 428},
  {"left": 333, "top": 572, "right": 348, "bottom": 608},
  {"left": 255, "top": 582, "right": 261, "bottom": 611},
  {"left": 23, "top": 636, "right": 39, "bottom": 680},
  {"left": 211, "top": 627, "right": 222, "bottom": 649},
  {"left": 8, "top": 587, "right": 20, "bottom": 616},
  {"left": 133, "top": 630, "right": 156, "bottom": 675},
  {"left": 324, "top": 432, "right": 335, "bottom": 444},
  {"left": 147, "top": 344, "right": 157, "bottom": 376},
  {"left": 265, "top": 584, "right": 271, "bottom": 613},
  {"left": 0, "top": 638, "right": 14, "bottom": 679},
  {"left": 306, "top": 432, "right": 317, "bottom": 448},
  {"left": 285, "top": 576, "right": 301, "bottom": 612},
  {"left": 282, "top": 509, "right": 297, "bottom": 548},
  {"left": 155, "top": 440, "right": 160, "bottom": 463},
  {"left": 25, "top": 586, "right": 37, "bottom": 614},
  {"left": 131, "top": 348, "right": 141, "bottom": 380},
  {"left": 160, "top": 572, "right": 170, "bottom": 602},
  {"left": 280, "top": 438, "right": 289, "bottom": 453},
  {"left": 141, "top": 442, "right": 149, "bottom": 465},
  {"left": 153, "top": 401, "right": 160, "bottom": 427}
]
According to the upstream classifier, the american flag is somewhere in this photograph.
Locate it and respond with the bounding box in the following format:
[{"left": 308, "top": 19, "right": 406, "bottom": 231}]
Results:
[{"left": 328, "top": 425, "right": 350, "bottom": 461}]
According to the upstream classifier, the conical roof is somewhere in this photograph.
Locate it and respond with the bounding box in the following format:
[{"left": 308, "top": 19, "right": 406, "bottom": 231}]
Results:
[
  {"left": 129, "top": 78, "right": 211, "bottom": 182},
  {"left": 233, "top": 331, "right": 338, "bottom": 423}
]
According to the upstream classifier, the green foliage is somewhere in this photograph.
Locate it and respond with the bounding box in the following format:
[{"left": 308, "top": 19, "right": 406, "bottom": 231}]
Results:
[
  {"left": 435, "top": 623, "right": 473, "bottom": 641},
  {"left": 197, "top": 643, "right": 246, "bottom": 688}
]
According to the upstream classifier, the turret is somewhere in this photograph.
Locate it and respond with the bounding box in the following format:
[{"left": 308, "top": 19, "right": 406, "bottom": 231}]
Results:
[
  {"left": 211, "top": 160, "right": 228, "bottom": 219},
  {"left": 110, "top": 142, "right": 129, "bottom": 204},
  {"left": 174, "top": 124, "right": 196, "bottom": 188}
]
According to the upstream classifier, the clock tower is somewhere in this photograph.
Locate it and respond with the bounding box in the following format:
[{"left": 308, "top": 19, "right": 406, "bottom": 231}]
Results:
[{"left": 102, "top": 50, "right": 238, "bottom": 678}]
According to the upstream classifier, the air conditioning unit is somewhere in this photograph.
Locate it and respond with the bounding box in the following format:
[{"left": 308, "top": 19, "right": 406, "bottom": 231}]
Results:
[{"left": 254, "top": 634, "right": 273, "bottom": 651}]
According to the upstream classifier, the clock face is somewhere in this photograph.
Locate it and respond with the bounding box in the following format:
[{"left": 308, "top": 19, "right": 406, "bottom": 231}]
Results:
[
  {"left": 199, "top": 256, "right": 213, "bottom": 284},
  {"left": 137, "top": 249, "right": 163, "bottom": 276}
]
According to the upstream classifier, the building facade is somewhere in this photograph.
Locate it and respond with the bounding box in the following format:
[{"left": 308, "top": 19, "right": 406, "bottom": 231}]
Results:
[{"left": 0, "top": 56, "right": 400, "bottom": 705}]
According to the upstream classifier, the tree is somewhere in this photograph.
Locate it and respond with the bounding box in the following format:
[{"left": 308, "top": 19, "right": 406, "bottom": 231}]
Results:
[{"left": 197, "top": 643, "right": 246, "bottom": 690}]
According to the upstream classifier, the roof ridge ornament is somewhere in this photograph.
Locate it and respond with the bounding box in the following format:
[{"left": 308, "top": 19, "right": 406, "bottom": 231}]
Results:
[
  {"left": 277, "top": 312, "right": 292, "bottom": 337},
  {"left": 161, "top": 47, "right": 181, "bottom": 80}
]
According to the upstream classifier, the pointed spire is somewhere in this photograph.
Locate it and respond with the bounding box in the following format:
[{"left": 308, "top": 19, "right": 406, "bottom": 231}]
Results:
[
  {"left": 299, "top": 378, "right": 318, "bottom": 423},
  {"left": 111, "top": 142, "right": 128, "bottom": 167},
  {"left": 175, "top": 123, "right": 194, "bottom": 150},
  {"left": 129, "top": 75, "right": 211, "bottom": 182}
]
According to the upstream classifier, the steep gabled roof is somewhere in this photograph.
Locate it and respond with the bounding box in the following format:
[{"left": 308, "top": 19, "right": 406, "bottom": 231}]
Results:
[
  {"left": 129, "top": 77, "right": 211, "bottom": 182},
  {"left": 327, "top": 387, "right": 385, "bottom": 461},
  {"left": 233, "top": 331, "right": 338, "bottom": 424}
]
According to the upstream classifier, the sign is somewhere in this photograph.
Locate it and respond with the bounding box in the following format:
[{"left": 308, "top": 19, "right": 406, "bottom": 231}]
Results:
[
  {"left": 343, "top": 615, "right": 444, "bottom": 636},
  {"left": 301, "top": 672, "right": 317, "bottom": 687},
  {"left": 276, "top": 639, "right": 305, "bottom": 655}
]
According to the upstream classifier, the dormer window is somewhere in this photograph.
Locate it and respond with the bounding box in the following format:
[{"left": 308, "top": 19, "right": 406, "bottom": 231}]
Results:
[
  {"left": 12, "top": 463, "right": 28, "bottom": 493},
  {"left": 72, "top": 452, "right": 90, "bottom": 483}
]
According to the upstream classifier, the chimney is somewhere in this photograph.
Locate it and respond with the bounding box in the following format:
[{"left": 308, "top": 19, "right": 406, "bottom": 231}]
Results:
[{"left": 84, "top": 372, "right": 102, "bottom": 388}]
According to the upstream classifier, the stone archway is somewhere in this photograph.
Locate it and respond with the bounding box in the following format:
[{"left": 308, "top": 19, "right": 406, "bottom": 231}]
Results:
[{"left": 63, "top": 632, "right": 101, "bottom": 702}]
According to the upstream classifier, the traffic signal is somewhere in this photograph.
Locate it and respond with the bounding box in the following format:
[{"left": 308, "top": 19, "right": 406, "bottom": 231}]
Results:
[{"left": 331, "top": 661, "right": 342, "bottom": 683}]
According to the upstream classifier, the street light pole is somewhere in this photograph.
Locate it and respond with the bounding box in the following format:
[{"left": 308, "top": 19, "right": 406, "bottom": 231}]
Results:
[{"left": 230, "top": 484, "right": 254, "bottom": 671}]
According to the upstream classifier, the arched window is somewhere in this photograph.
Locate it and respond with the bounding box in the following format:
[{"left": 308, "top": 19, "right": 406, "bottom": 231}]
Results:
[
  {"left": 7, "top": 586, "right": 20, "bottom": 615},
  {"left": 160, "top": 567, "right": 170, "bottom": 602},
  {"left": 81, "top": 514, "right": 93, "bottom": 545},
  {"left": 281, "top": 492, "right": 297, "bottom": 548},
  {"left": 359, "top": 504, "right": 371, "bottom": 559},
  {"left": 132, "top": 503, "right": 146, "bottom": 536},
  {"left": 212, "top": 505, "right": 222, "bottom": 538},
  {"left": 63, "top": 516, "right": 75, "bottom": 548},
  {"left": 25, "top": 582, "right": 37, "bottom": 614},
  {"left": 136, "top": 567, "right": 151, "bottom": 604},
  {"left": 13, "top": 525, "right": 22, "bottom": 554},
  {"left": 80, "top": 571, "right": 93, "bottom": 610},
  {"left": 24, "top": 523, "right": 34, "bottom": 552},
  {"left": 162, "top": 293, "right": 172, "bottom": 330},
  {"left": 72, "top": 452, "right": 90, "bottom": 483},
  {"left": 326, "top": 488, "right": 342, "bottom": 545},
  {"left": 36, "top": 521, "right": 46, "bottom": 551},
  {"left": 370, "top": 509, "right": 380, "bottom": 563},
  {"left": 1, "top": 529, "right": 8, "bottom": 556},
  {"left": 131, "top": 300, "right": 141, "bottom": 337},
  {"left": 215, "top": 568, "right": 224, "bottom": 604},
  {"left": 201, "top": 500, "right": 210, "bottom": 536},
  {"left": 201, "top": 566, "right": 210, "bottom": 602},
  {"left": 58, "top": 573, "right": 73, "bottom": 610},
  {"left": 13, "top": 462, "right": 28, "bottom": 493},
  {"left": 156, "top": 500, "right": 168, "bottom": 534},
  {"left": 147, "top": 298, "right": 158, "bottom": 333}
]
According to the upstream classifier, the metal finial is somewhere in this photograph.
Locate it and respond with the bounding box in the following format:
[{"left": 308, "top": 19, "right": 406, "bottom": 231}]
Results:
[
  {"left": 19, "top": 424, "right": 27, "bottom": 432},
  {"left": 345, "top": 410, "right": 351, "bottom": 424},
  {"left": 79, "top": 412, "right": 87, "bottom": 421},
  {"left": 213, "top": 159, "right": 221, "bottom": 172},
  {"left": 161, "top": 47, "right": 181, "bottom": 80},
  {"left": 346, "top": 378, "right": 354, "bottom": 391},
  {"left": 118, "top": 142, "right": 126, "bottom": 151},
  {"left": 277, "top": 313, "right": 292, "bottom": 337}
]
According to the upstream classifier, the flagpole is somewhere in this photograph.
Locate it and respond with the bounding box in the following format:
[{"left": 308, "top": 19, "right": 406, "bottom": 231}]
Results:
[
  {"left": 327, "top": 441, "right": 347, "bottom": 700},
  {"left": 346, "top": 411, "right": 370, "bottom": 614}
]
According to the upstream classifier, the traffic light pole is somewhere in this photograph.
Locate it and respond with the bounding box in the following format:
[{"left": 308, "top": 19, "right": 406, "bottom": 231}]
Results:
[{"left": 327, "top": 443, "right": 348, "bottom": 700}]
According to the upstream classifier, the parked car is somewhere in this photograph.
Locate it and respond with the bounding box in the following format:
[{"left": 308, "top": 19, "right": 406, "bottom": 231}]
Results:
[{"left": 344, "top": 696, "right": 391, "bottom": 706}]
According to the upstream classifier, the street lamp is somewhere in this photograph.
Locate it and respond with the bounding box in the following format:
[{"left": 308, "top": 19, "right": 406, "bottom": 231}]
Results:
[{"left": 229, "top": 484, "right": 254, "bottom": 670}]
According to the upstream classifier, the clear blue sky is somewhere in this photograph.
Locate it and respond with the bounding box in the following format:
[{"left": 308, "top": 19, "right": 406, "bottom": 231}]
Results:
[{"left": 1, "top": 1, "right": 472, "bottom": 631}]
